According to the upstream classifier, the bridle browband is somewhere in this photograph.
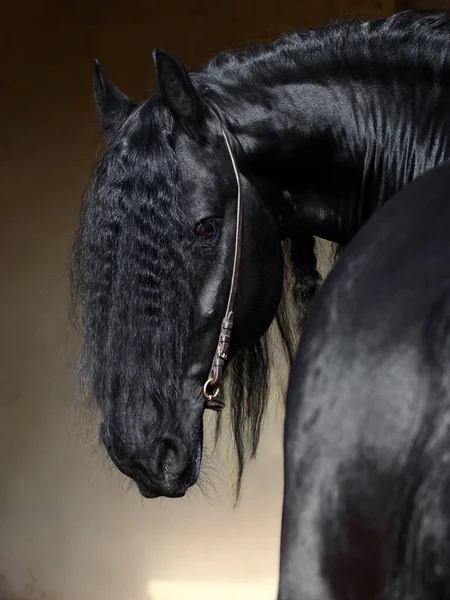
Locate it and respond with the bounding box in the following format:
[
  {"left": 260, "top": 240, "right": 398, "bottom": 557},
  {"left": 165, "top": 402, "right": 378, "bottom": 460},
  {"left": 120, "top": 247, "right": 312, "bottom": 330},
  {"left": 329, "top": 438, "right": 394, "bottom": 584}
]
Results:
[{"left": 202, "top": 128, "right": 243, "bottom": 412}]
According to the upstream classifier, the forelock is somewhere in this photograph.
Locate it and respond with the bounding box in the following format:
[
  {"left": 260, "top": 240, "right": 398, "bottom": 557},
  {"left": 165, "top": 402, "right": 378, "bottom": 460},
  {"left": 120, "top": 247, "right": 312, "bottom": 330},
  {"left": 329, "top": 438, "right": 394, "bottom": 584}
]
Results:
[{"left": 71, "top": 95, "right": 195, "bottom": 415}]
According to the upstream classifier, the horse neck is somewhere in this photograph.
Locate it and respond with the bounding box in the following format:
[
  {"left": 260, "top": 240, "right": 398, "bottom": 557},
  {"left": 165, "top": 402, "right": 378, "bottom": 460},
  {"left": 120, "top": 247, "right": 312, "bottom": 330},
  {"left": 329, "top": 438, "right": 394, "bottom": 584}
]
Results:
[{"left": 200, "top": 28, "right": 450, "bottom": 245}]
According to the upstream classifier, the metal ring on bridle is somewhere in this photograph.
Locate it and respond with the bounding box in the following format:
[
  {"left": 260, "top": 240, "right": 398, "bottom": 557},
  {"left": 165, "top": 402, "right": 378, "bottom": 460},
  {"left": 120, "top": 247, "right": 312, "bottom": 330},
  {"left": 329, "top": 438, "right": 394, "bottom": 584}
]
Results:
[{"left": 203, "top": 376, "right": 220, "bottom": 401}]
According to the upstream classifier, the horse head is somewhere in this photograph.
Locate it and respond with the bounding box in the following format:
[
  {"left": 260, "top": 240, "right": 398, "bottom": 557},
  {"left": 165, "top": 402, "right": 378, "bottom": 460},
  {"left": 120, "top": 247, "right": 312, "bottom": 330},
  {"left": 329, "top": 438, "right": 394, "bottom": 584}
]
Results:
[{"left": 71, "top": 51, "right": 288, "bottom": 498}]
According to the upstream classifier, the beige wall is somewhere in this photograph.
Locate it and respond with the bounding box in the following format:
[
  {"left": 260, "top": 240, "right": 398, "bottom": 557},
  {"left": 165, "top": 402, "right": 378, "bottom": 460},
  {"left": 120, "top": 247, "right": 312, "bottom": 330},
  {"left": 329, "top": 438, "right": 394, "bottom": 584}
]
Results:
[{"left": 0, "top": 1, "right": 393, "bottom": 598}]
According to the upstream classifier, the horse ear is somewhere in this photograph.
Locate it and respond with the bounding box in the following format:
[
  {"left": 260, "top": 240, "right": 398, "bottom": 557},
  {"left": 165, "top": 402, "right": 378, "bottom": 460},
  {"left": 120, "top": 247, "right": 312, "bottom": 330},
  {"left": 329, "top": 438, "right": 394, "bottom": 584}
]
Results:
[
  {"left": 153, "top": 49, "right": 205, "bottom": 130},
  {"left": 93, "top": 59, "right": 136, "bottom": 139}
]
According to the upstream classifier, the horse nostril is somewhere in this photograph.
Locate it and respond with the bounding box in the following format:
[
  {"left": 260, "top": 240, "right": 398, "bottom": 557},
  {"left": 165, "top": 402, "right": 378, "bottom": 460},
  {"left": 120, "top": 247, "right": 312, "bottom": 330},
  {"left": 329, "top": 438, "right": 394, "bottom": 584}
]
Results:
[{"left": 157, "top": 436, "right": 188, "bottom": 477}]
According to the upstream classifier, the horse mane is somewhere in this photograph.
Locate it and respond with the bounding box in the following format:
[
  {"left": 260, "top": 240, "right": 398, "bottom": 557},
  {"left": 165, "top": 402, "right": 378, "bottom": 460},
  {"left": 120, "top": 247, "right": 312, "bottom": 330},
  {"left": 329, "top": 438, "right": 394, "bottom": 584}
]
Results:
[
  {"left": 200, "top": 11, "right": 450, "bottom": 90},
  {"left": 70, "top": 97, "right": 198, "bottom": 434},
  {"left": 218, "top": 235, "right": 322, "bottom": 497}
]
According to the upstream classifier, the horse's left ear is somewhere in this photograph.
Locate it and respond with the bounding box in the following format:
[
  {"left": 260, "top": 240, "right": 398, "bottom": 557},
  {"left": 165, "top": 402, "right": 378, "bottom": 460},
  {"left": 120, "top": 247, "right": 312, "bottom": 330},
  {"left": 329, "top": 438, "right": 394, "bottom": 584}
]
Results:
[
  {"left": 94, "top": 60, "right": 136, "bottom": 140},
  {"left": 154, "top": 49, "right": 205, "bottom": 130}
]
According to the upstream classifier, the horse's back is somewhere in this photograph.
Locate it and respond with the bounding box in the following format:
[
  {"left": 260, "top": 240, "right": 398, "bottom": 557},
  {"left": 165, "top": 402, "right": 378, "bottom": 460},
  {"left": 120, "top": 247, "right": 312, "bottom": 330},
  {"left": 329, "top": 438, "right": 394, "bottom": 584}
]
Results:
[{"left": 279, "top": 161, "right": 450, "bottom": 600}]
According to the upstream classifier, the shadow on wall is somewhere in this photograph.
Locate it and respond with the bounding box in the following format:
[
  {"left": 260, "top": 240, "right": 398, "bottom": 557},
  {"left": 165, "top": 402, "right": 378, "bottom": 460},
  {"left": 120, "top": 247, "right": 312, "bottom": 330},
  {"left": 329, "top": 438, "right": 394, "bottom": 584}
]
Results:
[{"left": 0, "top": 572, "right": 56, "bottom": 600}]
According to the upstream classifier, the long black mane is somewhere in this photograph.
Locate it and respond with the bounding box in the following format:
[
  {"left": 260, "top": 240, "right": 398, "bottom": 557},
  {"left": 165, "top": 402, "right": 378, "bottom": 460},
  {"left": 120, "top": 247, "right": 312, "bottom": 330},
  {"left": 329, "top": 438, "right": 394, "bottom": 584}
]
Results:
[
  {"left": 71, "top": 97, "right": 197, "bottom": 439},
  {"left": 201, "top": 11, "right": 450, "bottom": 86},
  {"left": 198, "top": 10, "right": 450, "bottom": 205},
  {"left": 71, "top": 11, "right": 450, "bottom": 496}
]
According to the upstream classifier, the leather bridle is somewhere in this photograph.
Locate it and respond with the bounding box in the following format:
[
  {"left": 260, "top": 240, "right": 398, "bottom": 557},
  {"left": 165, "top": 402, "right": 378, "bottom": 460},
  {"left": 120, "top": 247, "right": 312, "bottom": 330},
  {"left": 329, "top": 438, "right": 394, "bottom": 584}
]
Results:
[{"left": 202, "top": 128, "right": 243, "bottom": 412}]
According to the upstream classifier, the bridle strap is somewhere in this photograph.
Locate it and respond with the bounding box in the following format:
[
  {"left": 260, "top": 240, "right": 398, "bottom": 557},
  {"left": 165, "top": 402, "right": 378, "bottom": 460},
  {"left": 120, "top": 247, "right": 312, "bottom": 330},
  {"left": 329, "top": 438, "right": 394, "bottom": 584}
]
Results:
[{"left": 203, "top": 128, "right": 243, "bottom": 411}]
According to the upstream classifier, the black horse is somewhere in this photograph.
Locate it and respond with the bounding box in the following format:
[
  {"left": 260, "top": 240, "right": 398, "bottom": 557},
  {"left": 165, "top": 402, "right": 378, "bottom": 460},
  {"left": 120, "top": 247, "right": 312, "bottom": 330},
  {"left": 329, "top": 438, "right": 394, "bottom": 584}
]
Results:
[
  {"left": 278, "top": 160, "right": 450, "bottom": 600},
  {"left": 71, "top": 11, "right": 450, "bottom": 499}
]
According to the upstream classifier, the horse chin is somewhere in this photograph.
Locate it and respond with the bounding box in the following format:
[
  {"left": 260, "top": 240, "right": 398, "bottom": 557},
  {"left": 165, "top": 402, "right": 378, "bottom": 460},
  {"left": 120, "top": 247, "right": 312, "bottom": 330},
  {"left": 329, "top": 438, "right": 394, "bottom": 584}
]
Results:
[
  {"left": 136, "top": 436, "right": 203, "bottom": 499},
  {"left": 138, "top": 486, "right": 186, "bottom": 499}
]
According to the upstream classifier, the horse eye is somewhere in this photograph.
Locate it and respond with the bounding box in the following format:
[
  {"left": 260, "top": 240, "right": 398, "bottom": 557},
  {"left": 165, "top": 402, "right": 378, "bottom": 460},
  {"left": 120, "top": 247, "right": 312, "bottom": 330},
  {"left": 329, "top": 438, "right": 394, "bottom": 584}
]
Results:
[{"left": 195, "top": 219, "right": 217, "bottom": 241}]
